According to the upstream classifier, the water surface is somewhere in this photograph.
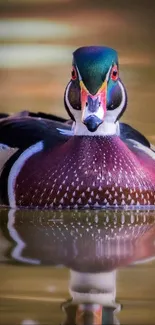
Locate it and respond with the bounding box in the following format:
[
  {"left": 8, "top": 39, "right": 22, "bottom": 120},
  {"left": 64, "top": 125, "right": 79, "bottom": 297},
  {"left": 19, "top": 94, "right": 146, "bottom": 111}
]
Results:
[{"left": 0, "top": 208, "right": 155, "bottom": 324}]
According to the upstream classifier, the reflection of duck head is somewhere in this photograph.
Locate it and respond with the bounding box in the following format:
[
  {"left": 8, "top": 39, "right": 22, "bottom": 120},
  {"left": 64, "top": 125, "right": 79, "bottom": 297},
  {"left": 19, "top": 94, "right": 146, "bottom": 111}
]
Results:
[
  {"left": 61, "top": 301, "right": 120, "bottom": 325},
  {"left": 62, "top": 269, "right": 120, "bottom": 325},
  {"left": 1, "top": 208, "right": 155, "bottom": 325}
]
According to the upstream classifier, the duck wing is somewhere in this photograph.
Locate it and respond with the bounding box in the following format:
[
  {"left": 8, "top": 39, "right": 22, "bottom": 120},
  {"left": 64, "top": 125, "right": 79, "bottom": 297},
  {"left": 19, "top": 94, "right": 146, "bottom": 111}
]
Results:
[
  {"left": 0, "top": 110, "right": 73, "bottom": 124},
  {"left": 119, "top": 122, "right": 151, "bottom": 148},
  {"left": 119, "top": 122, "right": 155, "bottom": 167},
  {"left": 28, "top": 111, "right": 70, "bottom": 123},
  {"left": 0, "top": 116, "right": 72, "bottom": 149}
]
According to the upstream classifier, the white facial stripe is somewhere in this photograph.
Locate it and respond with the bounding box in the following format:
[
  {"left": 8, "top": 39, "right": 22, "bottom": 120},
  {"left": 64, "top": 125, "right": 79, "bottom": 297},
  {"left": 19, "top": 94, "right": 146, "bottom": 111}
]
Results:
[
  {"left": 65, "top": 81, "right": 83, "bottom": 123},
  {"left": 106, "top": 65, "right": 112, "bottom": 81},
  {"left": 65, "top": 81, "right": 74, "bottom": 112},
  {"left": 75, "top": 64, "right": 82, "bottom": 81},
  {"left": 105, "top": 80, "right": 126, "bottom": 123}
]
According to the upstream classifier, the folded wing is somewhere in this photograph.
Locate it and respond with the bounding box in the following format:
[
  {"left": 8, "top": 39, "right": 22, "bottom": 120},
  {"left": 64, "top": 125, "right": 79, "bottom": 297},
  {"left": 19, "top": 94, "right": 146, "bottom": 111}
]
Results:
[{"left": 0, "top": 116, "right": 72, "bottom": 149}]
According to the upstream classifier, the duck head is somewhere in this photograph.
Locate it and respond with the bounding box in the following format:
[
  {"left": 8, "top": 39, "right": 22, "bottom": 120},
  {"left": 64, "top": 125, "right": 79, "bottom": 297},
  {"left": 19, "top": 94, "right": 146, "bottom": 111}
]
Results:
[{"left": 64, "top": 46, "right": 127, "bottom": 135}]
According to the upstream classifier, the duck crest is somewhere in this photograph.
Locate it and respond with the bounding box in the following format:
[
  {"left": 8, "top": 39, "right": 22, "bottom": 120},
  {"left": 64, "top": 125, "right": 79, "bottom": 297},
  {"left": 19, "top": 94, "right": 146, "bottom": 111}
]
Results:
[{"left": 7, "top": 135, "right": 155, "bottom": 208}]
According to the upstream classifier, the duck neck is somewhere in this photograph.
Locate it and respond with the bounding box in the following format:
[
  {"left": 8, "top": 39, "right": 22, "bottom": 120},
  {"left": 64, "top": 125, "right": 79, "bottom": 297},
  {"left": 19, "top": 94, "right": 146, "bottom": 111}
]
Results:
[{"left": 74, "top": 120, "right": 119, "bottom": 136}]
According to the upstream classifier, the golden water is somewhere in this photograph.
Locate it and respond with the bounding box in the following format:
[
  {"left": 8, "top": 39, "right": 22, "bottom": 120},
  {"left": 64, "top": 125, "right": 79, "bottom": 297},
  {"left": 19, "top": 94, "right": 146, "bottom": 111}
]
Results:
[{"left": 0, "top": 208, "right": 155, "bottom": 324}]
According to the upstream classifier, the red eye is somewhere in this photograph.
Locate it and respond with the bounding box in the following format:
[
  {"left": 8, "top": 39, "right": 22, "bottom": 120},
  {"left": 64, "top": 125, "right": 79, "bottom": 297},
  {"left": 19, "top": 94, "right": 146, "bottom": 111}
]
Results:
[
  {"left": 71, "top": 66, "right": 77, "bottom": 80},
  {"left": 111, "top": 65, "right": 118, "bottom": 81}
]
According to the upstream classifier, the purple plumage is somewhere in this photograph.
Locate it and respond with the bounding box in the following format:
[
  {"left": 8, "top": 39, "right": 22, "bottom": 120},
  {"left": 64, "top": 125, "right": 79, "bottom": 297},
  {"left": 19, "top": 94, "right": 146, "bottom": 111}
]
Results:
[{"left": 14, "top": 136, "right": 155, "bottom": 208}]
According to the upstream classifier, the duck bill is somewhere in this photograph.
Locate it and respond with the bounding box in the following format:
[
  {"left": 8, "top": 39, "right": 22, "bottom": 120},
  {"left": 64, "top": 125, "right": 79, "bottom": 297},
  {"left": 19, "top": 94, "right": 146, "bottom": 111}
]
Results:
[{"left": 80, "top": 80, "right": 107, "bottom": 132}]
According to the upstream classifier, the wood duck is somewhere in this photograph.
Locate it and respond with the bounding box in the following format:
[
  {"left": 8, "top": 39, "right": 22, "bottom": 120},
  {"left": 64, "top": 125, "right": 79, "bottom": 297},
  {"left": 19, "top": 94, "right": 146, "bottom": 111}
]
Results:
[{"left": 0, "top": 46, "right": 155, "bottom": 209}]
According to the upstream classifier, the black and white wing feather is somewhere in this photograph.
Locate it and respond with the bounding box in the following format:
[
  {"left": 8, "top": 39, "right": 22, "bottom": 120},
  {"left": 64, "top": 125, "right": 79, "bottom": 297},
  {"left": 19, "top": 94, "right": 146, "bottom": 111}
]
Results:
[
  {"left": 0, "top": 116, "right": 72, "bottom": 149},
  {"left": 119, "top": 122, "right": 155, "bottom": 160}
]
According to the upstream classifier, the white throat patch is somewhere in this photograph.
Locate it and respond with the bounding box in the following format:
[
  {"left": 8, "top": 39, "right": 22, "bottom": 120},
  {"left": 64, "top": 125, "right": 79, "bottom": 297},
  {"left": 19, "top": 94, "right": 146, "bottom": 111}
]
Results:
[{"left": 74, "top": 120, "right": 118, "bottom": 136}]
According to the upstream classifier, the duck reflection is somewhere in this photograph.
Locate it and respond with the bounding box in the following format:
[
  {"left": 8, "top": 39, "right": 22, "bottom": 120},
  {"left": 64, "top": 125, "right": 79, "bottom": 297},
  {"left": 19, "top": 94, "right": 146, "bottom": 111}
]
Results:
[{"left": 0, "top": 208, "right": 155, "bottom": 325}]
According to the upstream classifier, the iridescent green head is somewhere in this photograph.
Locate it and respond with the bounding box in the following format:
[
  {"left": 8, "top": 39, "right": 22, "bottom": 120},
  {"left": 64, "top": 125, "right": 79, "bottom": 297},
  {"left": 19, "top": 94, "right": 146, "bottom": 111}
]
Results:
[
  {"left": 64, "top": 46, "right": 127, "bottom": 135},
  {"left": 73, "top": 46, "right": 118, "bottom": 95}
]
